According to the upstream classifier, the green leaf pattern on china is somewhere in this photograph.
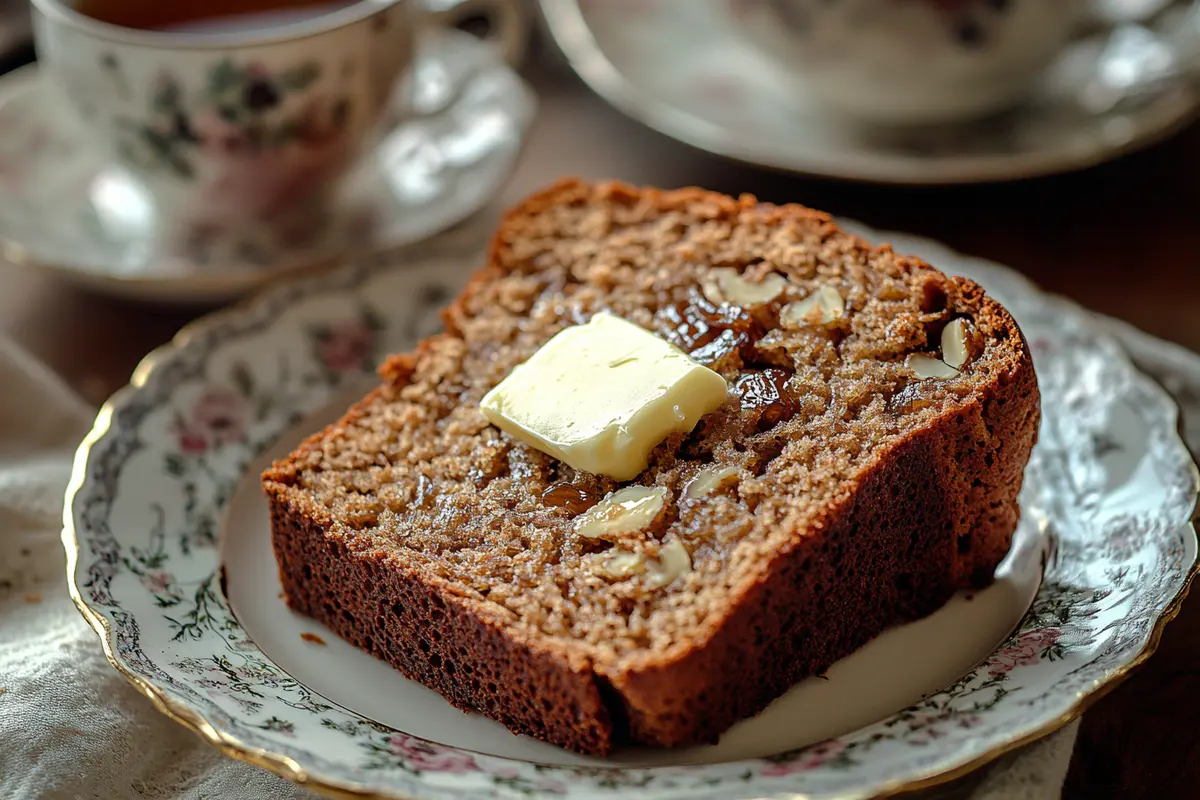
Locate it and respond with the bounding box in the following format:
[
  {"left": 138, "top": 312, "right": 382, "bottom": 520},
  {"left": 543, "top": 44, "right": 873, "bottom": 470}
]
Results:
[{"left": 105, "top": 53, "right": 348, "bottom": 179}]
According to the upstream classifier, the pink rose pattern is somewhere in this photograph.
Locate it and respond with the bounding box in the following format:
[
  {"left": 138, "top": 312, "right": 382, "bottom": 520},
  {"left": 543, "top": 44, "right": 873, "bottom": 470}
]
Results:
[
  {"left": 530, "top": 777, "right": 569, "bottom": 794},
  {"left": 386, "top": 733, "right": 479, "bottom": 774},
  {"left": 113, "top": 57, "right": 347, "bottom": 198},
  {"left": 986, "top": 627, "right": 1062, "bottom": 677},
  {"left": 178, "top": 427, "right": 208, "bottom": 454},
  {"left": 139, "top": 571, "right": 174, "bottom": 593},
  {"left": 198, "top": 97, "right": 354, "bottom": 224},
  {"left": 174, "top": 387, "right": 248, "bottom": 454},
  {"left": 317, "top": 320, "right": 375, "bottom": 374},
  {"left": 170, "top": 315, "right": 375, "bottom": 456},
  {"left": 762, "top": 739, "right": 847, "bottom": 776}
]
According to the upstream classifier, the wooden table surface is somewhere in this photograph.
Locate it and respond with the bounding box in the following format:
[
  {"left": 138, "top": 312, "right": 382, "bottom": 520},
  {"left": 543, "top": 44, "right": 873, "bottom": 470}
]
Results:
[{"left": 3, "top": 39, "right": 1197, "bottom": 800}]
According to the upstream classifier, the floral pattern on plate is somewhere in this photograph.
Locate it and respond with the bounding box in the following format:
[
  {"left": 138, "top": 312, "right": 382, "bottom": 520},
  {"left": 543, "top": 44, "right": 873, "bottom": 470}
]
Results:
[{"left": 66, "top": 230, "right": 1197, "bottom": 799}]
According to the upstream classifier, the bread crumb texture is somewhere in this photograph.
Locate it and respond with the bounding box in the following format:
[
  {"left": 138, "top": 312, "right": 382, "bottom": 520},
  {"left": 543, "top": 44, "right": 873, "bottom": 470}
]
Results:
[{"left": 263, "top": 180, "right": 1040, "bottom": 753}]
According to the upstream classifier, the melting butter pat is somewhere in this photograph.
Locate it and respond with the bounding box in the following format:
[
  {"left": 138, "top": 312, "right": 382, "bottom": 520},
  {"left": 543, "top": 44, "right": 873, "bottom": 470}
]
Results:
[{"left": 480, "top": 311, "right": 728, "bottom": 480}]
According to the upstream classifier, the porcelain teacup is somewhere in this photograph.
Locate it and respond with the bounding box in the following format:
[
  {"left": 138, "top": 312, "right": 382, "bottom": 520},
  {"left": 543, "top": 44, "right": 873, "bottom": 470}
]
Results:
[
  {"left": 734, "top": 0, "right": 1090, "bottom": 125},
  {"left": 31, "top": 0, "right": 526, "bottom": 245}
]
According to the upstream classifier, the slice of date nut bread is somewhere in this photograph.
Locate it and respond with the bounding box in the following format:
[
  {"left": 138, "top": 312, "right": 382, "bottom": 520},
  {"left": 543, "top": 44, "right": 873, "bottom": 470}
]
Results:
[{"left": 262, "top": 179, "right": 1040, "bottom": 756}]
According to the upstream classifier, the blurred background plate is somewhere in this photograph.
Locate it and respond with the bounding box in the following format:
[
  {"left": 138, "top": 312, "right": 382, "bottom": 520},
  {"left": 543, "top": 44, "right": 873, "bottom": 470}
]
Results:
[{"left": 539, "top": 0, "right": 1200, "bottom": 185}]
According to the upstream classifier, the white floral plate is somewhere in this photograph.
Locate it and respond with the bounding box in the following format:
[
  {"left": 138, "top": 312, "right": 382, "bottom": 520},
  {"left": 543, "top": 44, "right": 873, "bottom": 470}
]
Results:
[
  {"left": 539, "top": 0, "right": 1200, "bottom": 184},
  {"left": 65, "top": 226, "right": 1198, "bottom": 799},
  {"left": 0, "top": 30, "right": 535, "bottom": 304}
]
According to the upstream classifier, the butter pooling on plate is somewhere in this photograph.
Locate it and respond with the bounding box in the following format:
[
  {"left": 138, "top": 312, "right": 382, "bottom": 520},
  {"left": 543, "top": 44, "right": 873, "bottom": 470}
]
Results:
[{"left": 480, "top": 311, "right": 729, "bottom": 481}]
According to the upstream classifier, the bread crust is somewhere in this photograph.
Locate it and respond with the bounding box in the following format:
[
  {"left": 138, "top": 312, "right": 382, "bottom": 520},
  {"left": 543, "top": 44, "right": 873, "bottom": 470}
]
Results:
[{"left": 262, "top": 179, "right": 1040, "bottom": 755}]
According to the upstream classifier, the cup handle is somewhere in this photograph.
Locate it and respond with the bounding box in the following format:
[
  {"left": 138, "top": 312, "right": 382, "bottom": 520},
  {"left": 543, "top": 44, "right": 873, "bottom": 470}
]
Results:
[{"left": 423, "top": 0, "right": 529, "bottom": 66}]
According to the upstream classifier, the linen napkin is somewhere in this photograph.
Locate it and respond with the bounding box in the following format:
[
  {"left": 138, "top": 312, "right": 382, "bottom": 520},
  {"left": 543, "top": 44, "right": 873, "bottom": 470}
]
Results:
[{"left": 14, "top": 305, "right": 1200, "bottom": 798}]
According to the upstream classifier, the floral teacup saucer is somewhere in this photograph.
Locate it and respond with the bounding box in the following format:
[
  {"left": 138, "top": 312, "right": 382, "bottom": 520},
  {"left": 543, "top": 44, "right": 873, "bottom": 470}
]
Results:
[{"left": 0, "top": 29, "right": 535, "bottom": 304}]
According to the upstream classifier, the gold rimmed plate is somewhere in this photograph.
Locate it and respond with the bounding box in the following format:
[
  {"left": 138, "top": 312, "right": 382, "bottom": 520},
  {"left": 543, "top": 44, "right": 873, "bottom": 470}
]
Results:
[{"left": 64, "top": 227, "right": 1198, "bottom": 799}]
